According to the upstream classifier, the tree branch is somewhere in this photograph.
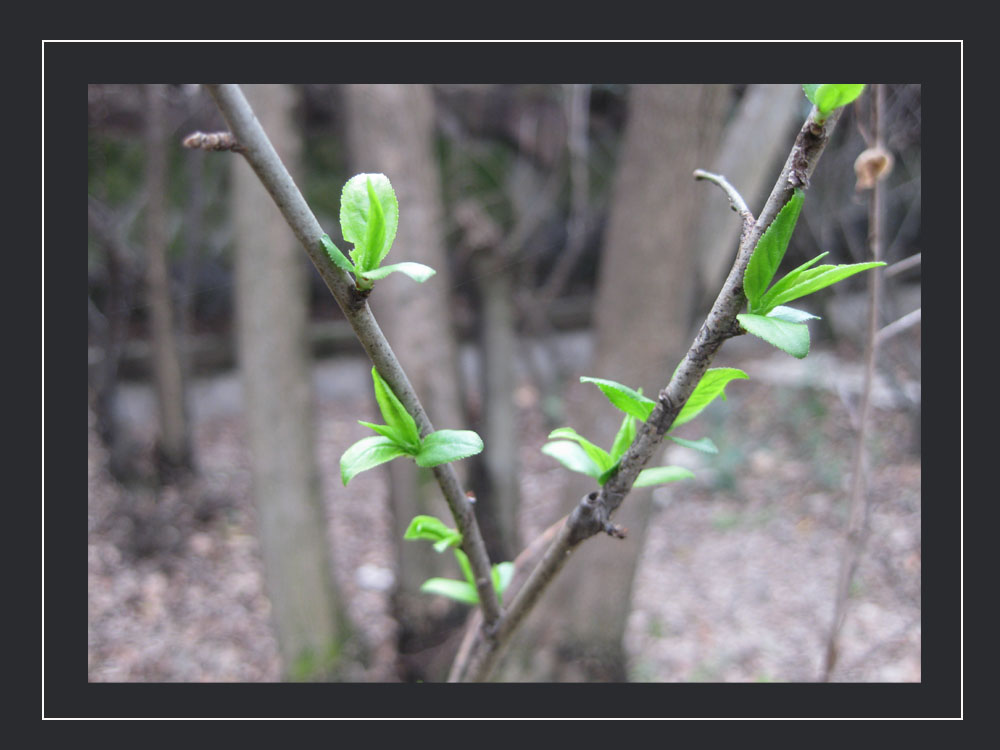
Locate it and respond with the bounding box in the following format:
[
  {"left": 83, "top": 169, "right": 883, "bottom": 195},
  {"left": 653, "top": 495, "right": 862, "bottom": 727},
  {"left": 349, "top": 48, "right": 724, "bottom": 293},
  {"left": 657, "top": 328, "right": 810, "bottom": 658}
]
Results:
[
  {"left": 454, "top": 104, "right": 843, "bottom": 682},
  {"left": 822, "top": 86, "right": 884, "bottom": 681},
  {"left": 201, "top": 84, "right": 502, "bottom": 627}
]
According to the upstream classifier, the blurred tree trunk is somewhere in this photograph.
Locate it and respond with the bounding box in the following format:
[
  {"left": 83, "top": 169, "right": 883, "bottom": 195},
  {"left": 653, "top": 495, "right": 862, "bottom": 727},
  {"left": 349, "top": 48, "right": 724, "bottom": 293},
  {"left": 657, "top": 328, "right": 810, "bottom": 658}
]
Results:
[
  {"left": 502, "top": 84, "right": 731, "bottom": 681},
  {"left": 144, "top": 84, "right": 193, "bottom": 480},
  {"left": 233, "top": 84, "right": 346, "bottom": 680},
  {"left": 88, "top": 198, "right": 140, "bottom": 481},
  {"left": 343, "top": 83, "right": 466, "bottom": 680}
]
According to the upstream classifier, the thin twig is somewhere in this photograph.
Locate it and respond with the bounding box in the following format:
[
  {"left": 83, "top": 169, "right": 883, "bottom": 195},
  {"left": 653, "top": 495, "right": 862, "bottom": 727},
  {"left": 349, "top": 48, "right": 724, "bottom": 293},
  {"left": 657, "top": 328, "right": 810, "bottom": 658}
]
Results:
[
  {"left": 884, "top": 252, "right": 921, "bottom": 278},
  {"left": 876, "top": 308, "right": 921, "bottom": 345},
  {"left": 693, "top": 168, "right": 755, "bottom": 228},
  {"left": 822, "top": 85, "right": 885, "bottom": 681},
  {"left": 202, "top": 84, "right": 502, "bottom": 627}
]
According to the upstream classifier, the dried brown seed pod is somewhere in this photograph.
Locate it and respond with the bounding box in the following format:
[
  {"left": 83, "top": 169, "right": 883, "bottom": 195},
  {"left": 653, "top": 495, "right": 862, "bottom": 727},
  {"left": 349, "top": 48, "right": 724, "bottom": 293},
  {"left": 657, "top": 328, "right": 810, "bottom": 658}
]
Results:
[{"left": 854, "top": 146, "right": 893, "bottom": 190}]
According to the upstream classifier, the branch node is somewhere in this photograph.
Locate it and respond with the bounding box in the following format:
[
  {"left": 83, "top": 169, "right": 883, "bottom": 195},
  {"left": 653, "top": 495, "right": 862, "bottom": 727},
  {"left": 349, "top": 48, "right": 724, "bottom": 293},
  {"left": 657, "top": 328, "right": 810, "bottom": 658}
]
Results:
[
  {"left": 603, "top": 522, "right": 628, "bottom": 539},
  {"left": 181, "top": 130, "right": 245, "bottom": 153}
]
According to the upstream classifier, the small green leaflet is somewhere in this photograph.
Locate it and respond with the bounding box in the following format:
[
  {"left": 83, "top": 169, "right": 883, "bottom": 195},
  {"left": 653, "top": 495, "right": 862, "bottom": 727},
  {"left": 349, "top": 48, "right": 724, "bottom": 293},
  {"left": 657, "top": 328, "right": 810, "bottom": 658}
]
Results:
[
  {"left": 370, "top": 367, "right": 420, "bottom": 452},
  {"left": 757, "top": 261, "right": 886, "bottom": 312},
  {"left": 414, "top": 430, "right": 485, "bottom": 468},
  {"left": 579, "top": 377, "right": 656, "bottom": 421},
  {"left": 420, "top": 578, "right": 480, "bottom": 605},
  {"left": 634, "top": 466, "right": 695, "bottom": 488},
  {"left": 358, "top": 262, "right": 436, "bottom": 283},
  {"left": 340, "top": 436, "right": 411, "bottom": 486},
  {"left": 541, "top": 440, "right": 604, "bottom": 480},
  {"left": 325, "top": 173, "right": 435, "bottom": 289},
  {"left": 673, "top": 368, "right": 750, "bottom": 429},
  {"left": 546, "top": 427, "right": 614, "bottom": 474},
  {"left": 340, "top": 173, "right": 399, "bottom": 272},
  {"left": 744, "top": 190, "right": 804, "bottom": 309},
  {"left": 737, "top": 313, "right": 811, "bottom": 359},
  {"left": 321, "top": 233, "right": 357, "bottom": 275},
  {"left": 803, "top": 84, "right": 866, "bottom": 116},
  {"left": 668, "top": 435, "right": 718, "bottom": 454},
  {"left": 403, "top": 514, "right": 462, "bottom": 553},
  {"left": 340, "top": 368, "right": 484, "bottom": 485}
]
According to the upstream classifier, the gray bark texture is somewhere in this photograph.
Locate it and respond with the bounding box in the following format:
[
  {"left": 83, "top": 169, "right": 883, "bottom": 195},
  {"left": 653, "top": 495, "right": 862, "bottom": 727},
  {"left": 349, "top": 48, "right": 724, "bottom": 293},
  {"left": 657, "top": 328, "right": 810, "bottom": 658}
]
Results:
[
  {"left": 343, "top": 84, "right": 468, "bottom": 677},
  {"left": 233, "top": 84, "right": 345, "bottom": 680},
  {"left": 144, "top": 84, "right": 193, "bottom": 479},
  {"left": 501, "top": 84, "right": 731, "bottom": 681}
]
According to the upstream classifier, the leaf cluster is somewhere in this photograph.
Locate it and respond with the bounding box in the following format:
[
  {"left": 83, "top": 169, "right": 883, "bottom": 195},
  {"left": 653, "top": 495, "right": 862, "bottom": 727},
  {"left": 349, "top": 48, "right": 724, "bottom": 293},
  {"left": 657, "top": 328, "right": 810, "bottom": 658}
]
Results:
[
  {"left": 738, "top": 188, "right": 884, "bottom": 358},
  {"left": 404, "top": 515, "right": 514, "bottom": 606},
  {"left": 542, "top": 370, "right": 748, "bottom": 487},
  {"left": 320, "top": 173, "right": 436, "bottom": 291},
  {"left": 340, "top": 367, "right": 484, "bottom": 485}
]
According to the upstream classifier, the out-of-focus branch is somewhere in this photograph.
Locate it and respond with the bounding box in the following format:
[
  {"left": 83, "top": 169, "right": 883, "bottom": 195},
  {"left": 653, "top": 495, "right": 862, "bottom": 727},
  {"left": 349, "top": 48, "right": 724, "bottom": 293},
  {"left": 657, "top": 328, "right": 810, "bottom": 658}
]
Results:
[
  {"left": 200, "top": 84, "right": 502, "bottom": 627},
  {"left": 877, "top": 308, "right": 920, "bottom": 345},
  {"left": 822, "top": 84, "right": 886, "bottom": 682}
]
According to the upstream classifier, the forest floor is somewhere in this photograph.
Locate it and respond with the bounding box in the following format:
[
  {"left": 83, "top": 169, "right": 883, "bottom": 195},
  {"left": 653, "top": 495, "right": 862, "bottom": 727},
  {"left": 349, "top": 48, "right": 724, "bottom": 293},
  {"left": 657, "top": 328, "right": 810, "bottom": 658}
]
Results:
[{"left": 87, "top": 332, "right": 922, "bottom": 685}]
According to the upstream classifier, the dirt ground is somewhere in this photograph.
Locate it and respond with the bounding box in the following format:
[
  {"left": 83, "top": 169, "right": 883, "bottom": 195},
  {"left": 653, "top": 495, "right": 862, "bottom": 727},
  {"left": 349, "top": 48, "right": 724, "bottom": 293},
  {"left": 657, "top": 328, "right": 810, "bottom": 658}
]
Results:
[{"left": 86, "top": 336, "right": 921, "bottom": 685}]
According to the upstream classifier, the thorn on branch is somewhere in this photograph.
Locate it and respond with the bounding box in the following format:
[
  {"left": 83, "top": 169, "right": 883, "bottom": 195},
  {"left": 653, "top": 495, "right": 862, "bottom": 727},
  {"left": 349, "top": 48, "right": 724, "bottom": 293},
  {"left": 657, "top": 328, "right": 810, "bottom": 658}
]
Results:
[{"left": 182, "top": 131, "right": 245, "bottom": 153}]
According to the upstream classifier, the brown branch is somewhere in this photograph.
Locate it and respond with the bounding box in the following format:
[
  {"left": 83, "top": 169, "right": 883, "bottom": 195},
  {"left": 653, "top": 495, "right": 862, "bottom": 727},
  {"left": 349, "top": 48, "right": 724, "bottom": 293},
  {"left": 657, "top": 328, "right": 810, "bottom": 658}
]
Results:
[
  {"left": 453, "top": 104, "right": 844, "bottom": 682},
  {"left": 201, "top": 84, "right": 502, "bottom": 627},
  {"left": 822, "top": 85, "right": 885, "bottom": 681}
]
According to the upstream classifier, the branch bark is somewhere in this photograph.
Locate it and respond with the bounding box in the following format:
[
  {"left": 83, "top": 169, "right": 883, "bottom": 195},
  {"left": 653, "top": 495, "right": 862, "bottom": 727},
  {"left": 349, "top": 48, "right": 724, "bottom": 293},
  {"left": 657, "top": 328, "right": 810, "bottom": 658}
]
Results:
[
  {"left": 454, "top": 104, "right": 843, "bottom": 682},
  {"left": 202, "top": 84, "right": 502, "bottom": 627},
  {"left": 822, "top": 85, "right": 885, "bottom": 681}
]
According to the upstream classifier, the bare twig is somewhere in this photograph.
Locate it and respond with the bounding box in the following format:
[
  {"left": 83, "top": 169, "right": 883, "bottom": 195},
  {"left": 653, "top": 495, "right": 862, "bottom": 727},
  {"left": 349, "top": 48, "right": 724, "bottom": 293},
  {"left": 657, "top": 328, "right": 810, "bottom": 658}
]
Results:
[
  {"left": 693, "top": 168, "right": 755, "bottom": 229},
  {"left": 455, "top": 104, "right": 844, "bottom": 682},
  {"left": 884, "top": 252, "right": 921, "bottom": 278},
  {"left": 877, "top": 308, "right": 921, "bottom": 345},
  {"left": 202, "top": 84, "right": 502, "bottom": 627},
  {"left": 822, "top": 84, "right": 886, "bottom": 681}
]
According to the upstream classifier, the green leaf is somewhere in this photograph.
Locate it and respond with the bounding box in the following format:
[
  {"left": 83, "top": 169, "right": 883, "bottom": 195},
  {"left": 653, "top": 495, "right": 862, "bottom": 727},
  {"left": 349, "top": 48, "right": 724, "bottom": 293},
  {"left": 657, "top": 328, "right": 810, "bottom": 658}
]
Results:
[
  {"left": 634, "top": 466, "right": 695, "bottom": 488},
  {"left": 547, "top": 427, "right": 614, "bottom": 473},
  {"left": 358, "top": 262, "right": 437, "bottom": 284},
  {"left": 765, "top": 306, "right": 821, "bottom": 324},
  {"left": 454, "top": 549, "right": 475, "bottom": 587},
  {"left": 737, "top": 313, "right": 811, "bottom": 359},
  {"left": 419, "top": 578, "right": 480, "bottom": 605},
  {"left": 804, "top": 84, "right": 866, "bottom": 115},
  {"left": 744, "top": 190, "right": 804, "bottom": 307},
  {"left": 668, "top": 435, "right": 719, "bottom": 454},
  {"left": 370, "top": 367, "right": 421, "bottom": 452},
  {"left": 356, "top": 420, "right": 414, "bottom": 446},
  {"left": 751, "top": 252, "right": 829, "bottom": 313},
  {"left": 761, "top": 262, "right": 886, "bottom": 310},
  {"left": 414, "top": 429, "right": 484, "bottom": 468},
  {"left": 492, "top": 561, "right": 515, "bottom": 604},
  {"left": 340, "top": 435, "right": 412, "bottom": 486},
  {"left": 361, "top": 177, "right": 387, "bottom": 271},
  {"left": 579, "top": 376, "right": 656, "bottom": 421},
  {"left": 597, "top": 461, "right": 621, "bottom": 486},
  {"left": 403, "top": 515, "right": 462, "bottom": 552},
  {"left": 320, "top": 233, "right": 356, "bottom": 275},
  {"left": 541, "top": 440, "right": 604, "bottom": 479},
  {"left": 673, "top": 368, "right": 750, "bottom": 429},
  {"left": 609, "top": 412, "right": 638, "bottom": 464},
  {"left": 340, "top": 173, "right": 399, "bottom": 271}
]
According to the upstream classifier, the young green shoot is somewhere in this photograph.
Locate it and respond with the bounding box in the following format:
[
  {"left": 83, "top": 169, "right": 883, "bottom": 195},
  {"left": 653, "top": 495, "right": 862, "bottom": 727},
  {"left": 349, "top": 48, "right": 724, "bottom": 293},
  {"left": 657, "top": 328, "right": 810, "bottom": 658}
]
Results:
[{"left": 320, "top": 173, "right": 436, "bottom": 292}]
